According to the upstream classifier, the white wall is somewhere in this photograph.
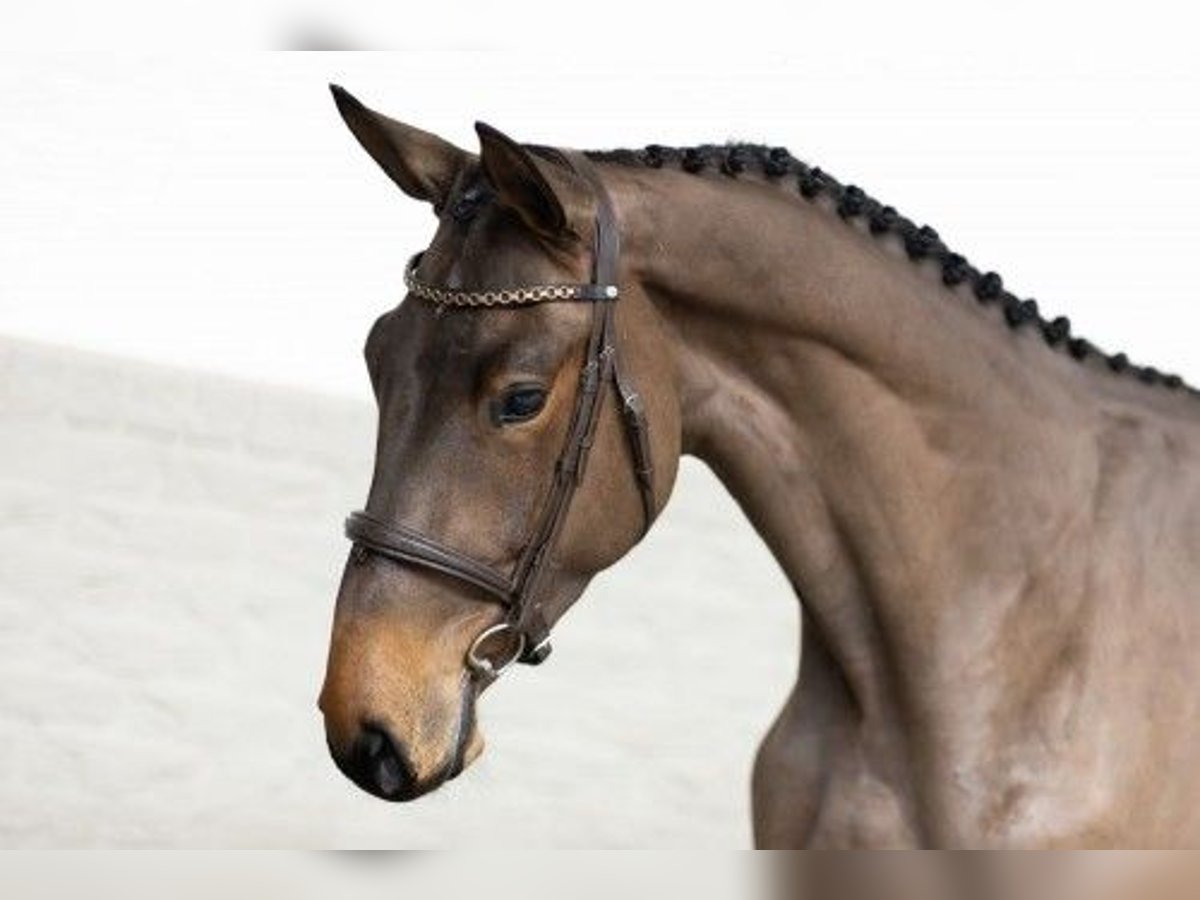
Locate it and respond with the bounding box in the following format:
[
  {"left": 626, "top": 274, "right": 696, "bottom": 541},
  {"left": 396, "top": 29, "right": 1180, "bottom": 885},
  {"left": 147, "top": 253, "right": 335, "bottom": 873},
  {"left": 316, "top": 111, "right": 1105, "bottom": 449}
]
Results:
[
  {"left": 2, "top": 32, "right": 1200, "bottom": 849},
  {"left": 3, "top": 43, "right": 1200, "bottom": 397},
  {"left": 0, "top": 335, "right": 794, "bottom": 846}
]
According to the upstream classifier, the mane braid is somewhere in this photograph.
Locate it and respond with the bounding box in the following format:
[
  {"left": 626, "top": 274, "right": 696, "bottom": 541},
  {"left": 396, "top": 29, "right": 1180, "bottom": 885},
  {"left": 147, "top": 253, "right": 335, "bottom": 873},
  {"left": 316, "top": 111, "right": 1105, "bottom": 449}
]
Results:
[{"left": 582, "top": 142, "right": 1192, "bottom": 396}]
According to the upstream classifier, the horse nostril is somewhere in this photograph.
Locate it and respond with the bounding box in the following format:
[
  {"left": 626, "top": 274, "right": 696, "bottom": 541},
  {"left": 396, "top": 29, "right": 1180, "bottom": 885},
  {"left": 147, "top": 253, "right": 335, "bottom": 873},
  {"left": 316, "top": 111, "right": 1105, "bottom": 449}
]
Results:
[
  {"left": 352, "top": 725, "right": 417, "bottom": 801},
  {"left": 361, "top": 728, "right": 386, "bottom": 760}
]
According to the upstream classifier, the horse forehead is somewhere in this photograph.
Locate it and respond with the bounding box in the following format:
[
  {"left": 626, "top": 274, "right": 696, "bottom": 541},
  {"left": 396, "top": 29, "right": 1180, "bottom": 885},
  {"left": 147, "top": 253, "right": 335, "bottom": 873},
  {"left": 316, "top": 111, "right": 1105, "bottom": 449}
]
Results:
[
  {"left": 375, "top": 300, "right": 548, "bottom": 398},
  {"left": 429, "top": 202, "right": 573, "bottom": 290}
]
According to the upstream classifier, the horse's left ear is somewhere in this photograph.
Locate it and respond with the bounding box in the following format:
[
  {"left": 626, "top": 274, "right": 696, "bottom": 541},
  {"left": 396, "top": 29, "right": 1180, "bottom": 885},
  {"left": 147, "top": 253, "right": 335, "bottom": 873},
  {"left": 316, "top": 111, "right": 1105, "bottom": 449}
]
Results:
[
  {"left": 331, "top": 85, "right": 469, "bottom": 210},
  {"left": 475, "top": 122, "right": 592, "bottom": 242}
]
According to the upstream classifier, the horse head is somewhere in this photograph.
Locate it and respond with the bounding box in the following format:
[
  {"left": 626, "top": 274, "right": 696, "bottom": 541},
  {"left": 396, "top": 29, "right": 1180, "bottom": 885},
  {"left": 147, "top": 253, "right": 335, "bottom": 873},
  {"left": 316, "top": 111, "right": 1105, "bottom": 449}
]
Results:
[{"left": 319, "top": 86, "right": 681, "bottom": 801}]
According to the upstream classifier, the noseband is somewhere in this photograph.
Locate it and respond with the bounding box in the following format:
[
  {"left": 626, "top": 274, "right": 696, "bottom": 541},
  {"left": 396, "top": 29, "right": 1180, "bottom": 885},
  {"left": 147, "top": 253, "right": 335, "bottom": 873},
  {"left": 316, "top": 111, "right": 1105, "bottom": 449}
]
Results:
[{"left": 344, "top": 155, "right": 656, "bottom": 680}]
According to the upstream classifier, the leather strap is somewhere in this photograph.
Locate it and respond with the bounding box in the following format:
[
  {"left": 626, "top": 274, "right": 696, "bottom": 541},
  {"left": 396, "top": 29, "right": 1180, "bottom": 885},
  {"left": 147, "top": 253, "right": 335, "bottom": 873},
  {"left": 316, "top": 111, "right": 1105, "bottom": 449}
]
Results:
[
  {"left": 344, "top": 153, "right": 655, "bottom": 671},
  {"left": 345, "top": 511, "right": 514, "bottom": 602},
  {"left": 572, "top": 158, "right": 656, "bottom": 533}
]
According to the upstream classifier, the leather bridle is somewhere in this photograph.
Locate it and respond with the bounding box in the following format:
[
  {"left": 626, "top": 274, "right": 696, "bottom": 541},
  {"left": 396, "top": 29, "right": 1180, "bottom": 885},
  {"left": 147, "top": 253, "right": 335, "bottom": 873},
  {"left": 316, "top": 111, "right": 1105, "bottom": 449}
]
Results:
[{"left": 344, "top": 155, "right": 655, "bottom": 680}]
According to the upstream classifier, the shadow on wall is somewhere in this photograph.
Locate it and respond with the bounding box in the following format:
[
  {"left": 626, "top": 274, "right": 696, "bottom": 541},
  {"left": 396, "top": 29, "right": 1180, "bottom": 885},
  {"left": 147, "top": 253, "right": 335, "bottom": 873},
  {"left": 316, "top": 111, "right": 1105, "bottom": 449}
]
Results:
[
  {"left": 279, "top": 23, "right": 366, "bottom": 50},
  {"left": 0, "top": 334, "right": 795, "bottom": 846}
]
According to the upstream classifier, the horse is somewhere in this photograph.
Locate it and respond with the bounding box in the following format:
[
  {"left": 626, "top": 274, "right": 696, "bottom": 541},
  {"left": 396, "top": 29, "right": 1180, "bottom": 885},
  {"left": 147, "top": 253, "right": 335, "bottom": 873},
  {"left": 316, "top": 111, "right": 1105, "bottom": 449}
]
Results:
[{"left": 318, "top": 85, "right": 1200, "bottom": 848}]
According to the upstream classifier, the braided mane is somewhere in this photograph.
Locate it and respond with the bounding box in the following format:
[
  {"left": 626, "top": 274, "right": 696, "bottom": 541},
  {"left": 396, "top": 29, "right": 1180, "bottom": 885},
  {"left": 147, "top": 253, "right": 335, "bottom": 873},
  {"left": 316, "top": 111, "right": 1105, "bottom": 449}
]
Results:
[{"left": 583, "top": 143, "right": 1188, "bottom": 394}]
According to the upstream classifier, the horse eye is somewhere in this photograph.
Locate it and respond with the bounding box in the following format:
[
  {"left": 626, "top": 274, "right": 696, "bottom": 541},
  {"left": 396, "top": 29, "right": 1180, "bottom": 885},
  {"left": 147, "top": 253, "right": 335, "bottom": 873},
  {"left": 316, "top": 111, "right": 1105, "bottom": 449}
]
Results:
[{"left": 494, "top": 385, "right": 547, "bottom": 425}]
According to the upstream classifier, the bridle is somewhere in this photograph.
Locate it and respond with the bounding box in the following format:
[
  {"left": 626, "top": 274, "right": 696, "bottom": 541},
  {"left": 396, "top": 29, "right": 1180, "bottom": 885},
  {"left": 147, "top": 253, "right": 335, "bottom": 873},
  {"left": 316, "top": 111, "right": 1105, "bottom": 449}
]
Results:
[{"left": 343, "top": 154, "right": 656, "bottom": 681}]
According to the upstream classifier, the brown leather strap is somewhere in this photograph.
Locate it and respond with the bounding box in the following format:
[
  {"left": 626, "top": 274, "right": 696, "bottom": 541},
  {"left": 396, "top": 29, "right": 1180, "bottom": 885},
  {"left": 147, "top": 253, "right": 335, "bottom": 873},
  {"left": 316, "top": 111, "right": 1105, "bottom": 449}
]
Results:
[
  {"left": 612, "top": 350, "right": 657, "bottom": 532},
  {"left": 345, "top": 511, "right": 515, "bottom": 602},
  {"left": 572, "top": 157, "right": 657, "bottom": 534},
  {"left": 507, "top": 265, "right": 614, "bottom": 658}
]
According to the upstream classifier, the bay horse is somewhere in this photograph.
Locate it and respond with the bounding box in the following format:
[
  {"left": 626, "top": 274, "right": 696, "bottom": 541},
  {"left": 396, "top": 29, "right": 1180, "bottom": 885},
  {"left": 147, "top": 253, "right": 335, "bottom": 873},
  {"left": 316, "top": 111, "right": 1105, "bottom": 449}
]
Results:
[{"left": 318, "top": 85, "right": 1200, "bottom": 848}]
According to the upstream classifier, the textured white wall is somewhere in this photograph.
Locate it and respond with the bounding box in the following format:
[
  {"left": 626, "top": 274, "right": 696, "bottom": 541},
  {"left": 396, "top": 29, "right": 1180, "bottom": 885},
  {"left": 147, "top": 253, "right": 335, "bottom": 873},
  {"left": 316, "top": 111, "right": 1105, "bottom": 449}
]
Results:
[
  {"left": 0, "top": 335, "right": 795, "bottom": 847},
  {"left": 5, "top": 39, "right": 1197, "bottom": 853}
]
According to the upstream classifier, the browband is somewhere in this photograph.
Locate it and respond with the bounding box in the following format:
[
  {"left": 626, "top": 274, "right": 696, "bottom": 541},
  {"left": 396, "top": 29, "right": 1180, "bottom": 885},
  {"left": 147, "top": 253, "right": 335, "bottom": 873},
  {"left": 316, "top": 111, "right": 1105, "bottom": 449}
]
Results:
[{"left": 403, "top": 252, "right": 619, "bottom": 308}]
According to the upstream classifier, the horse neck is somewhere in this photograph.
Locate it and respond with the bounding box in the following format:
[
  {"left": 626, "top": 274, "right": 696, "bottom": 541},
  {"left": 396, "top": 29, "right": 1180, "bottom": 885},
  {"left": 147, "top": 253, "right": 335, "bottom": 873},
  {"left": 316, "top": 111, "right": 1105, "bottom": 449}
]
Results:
[{"left": 610, "top": 162, "right": 1133, "bottom": 718}]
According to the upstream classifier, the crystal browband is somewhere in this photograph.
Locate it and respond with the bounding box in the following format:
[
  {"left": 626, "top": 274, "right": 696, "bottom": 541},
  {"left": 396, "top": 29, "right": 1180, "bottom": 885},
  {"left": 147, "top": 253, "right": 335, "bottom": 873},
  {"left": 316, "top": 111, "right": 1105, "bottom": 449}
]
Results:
[{"left": 403, "top": 252, "right": 619, "bottom": 308}]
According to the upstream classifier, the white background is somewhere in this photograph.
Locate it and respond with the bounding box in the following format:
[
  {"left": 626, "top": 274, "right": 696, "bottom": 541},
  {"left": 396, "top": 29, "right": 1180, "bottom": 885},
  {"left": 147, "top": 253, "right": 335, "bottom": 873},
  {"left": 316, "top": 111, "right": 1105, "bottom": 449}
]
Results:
[
  {"left": 3, "top": 8, "right": 1200, "bottom": 397},
  {"left": 2, "top": 5, "right": 1200, "bottom": 858}
]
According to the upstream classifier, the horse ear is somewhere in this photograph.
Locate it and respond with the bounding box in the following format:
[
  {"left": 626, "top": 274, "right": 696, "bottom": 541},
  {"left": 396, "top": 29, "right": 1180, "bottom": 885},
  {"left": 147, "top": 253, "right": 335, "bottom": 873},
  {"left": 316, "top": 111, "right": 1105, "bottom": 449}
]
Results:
[
  {"left": 475, "top": 122, "right": 591, "bottom": 241},
  {"left": 330, "top": 85, "right": 469, "bottom": 210}
]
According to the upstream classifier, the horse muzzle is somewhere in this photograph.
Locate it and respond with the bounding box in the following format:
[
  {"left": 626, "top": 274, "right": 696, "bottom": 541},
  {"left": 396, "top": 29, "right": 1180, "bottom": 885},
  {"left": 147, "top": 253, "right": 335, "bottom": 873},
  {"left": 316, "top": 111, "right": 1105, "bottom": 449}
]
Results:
[{"left": 324, "top": 712, "right": 483, "bottom": 803}]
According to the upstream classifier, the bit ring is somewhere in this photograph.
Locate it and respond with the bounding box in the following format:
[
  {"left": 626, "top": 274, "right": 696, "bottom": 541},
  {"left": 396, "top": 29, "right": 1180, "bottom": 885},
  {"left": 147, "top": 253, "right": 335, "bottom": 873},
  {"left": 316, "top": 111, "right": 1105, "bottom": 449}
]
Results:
[{"left": 466, "top": 623, "right": 526, "bottom": 680}]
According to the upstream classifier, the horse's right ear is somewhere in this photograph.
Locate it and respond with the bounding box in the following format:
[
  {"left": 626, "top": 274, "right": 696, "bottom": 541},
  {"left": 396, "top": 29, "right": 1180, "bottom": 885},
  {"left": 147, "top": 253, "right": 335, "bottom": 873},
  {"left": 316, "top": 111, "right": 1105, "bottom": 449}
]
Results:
[{"left": 330, "top": 85, "right": 470, "bottom": 210}]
